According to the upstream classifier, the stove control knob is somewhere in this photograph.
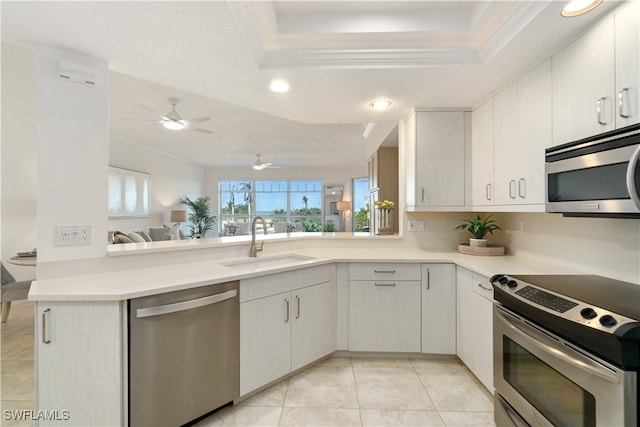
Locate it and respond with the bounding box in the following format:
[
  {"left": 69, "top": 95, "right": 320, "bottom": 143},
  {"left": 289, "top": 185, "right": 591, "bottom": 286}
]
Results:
[
  {"left": 599, "top": 315, "right": 617, "bottom": 328},
  {"left": 506, "top": 280, "right": 518, "bottom": 289},
  {"left": 490, "top": 274, "right": 504, "bottom": 284},
  {"left": 498, "top": 276, "right": 509, "bottom": 285},
  {"left": 580, "top": 308, "right": 597, "bottom": 320}
]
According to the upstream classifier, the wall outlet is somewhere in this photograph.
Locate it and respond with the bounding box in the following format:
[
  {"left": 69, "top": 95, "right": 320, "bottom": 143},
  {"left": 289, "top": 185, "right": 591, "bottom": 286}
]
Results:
[
  {"left": 516, "top": 220, "right": 524, "bottom": 234},
  {"left": 57, "top": 225, "right": 92, "bottom": 246},
  {"left": 408, "top": 220, "right": 425, "bottom": 232}
]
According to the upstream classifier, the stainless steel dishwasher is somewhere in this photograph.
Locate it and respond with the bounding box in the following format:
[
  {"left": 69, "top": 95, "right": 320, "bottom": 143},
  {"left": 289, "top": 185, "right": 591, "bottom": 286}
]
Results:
[{"left": 129, "top": 281, "right": 239, "bottom": 426}]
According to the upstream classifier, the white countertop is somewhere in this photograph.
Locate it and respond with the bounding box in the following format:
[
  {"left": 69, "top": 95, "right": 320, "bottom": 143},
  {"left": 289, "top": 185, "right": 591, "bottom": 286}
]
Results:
[{"left": 29, "top": 246, "right": 581, "bottom": 302}]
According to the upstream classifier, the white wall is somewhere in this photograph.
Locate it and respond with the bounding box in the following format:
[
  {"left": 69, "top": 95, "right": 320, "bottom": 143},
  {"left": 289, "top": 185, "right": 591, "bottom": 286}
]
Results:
[
  {"left": 108, "top": 134, "right": 204, "bottom": 234},
  {"left": 1, "top": 43, "right": 37, "bottom": 280},
  {"left": 36, "top": 46, "right": 109, "bottom": 266},
  {"left": 205, "top": 164, "right": 367, "bottom": 233}
]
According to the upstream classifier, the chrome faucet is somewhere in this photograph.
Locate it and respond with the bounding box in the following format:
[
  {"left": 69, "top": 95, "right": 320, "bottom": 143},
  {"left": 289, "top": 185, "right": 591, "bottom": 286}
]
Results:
[{"left": 249, "top": 216, "right": 267, "bottom": 257}]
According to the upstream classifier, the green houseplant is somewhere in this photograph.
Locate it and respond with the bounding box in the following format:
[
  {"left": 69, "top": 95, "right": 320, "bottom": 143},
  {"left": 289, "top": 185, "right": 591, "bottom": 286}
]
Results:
[
  {"left": 180, "top": 196, "right": 216, "bottom": 238},
  {"left": 455, "top": 214, "right": 502, "bottom": 247}
]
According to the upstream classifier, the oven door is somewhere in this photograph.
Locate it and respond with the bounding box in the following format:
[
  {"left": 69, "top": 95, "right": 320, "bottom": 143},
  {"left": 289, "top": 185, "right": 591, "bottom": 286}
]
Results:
[{"left": 493, "top": 305, "right": 637, "bottom": 427}]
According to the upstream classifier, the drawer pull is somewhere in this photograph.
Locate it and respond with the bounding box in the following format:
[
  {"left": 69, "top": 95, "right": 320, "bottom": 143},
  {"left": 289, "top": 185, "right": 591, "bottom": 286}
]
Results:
[
  {"left": 374, "top": 269, "right": 396, "bottom": 274},
  {"left": 477, "top": 283, "right": 492, "bottom": 292},
  {"left": 375, "top": 283, "right": 396, "bottom": 287}
]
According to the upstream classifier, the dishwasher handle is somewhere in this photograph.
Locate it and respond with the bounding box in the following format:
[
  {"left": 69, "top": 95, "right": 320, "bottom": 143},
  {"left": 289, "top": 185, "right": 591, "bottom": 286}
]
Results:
[{"left": 136, "top": 289, "right": 237, "bottom": 318}]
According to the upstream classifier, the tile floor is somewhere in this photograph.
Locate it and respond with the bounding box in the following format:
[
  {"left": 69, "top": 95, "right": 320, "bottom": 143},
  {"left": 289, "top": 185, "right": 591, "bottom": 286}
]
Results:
[
  {"left": 1, "top": 300, "right": 36, "bottom": 427},
  {"left": 0, "top": 300, "right": 495, "bottom": 427}
]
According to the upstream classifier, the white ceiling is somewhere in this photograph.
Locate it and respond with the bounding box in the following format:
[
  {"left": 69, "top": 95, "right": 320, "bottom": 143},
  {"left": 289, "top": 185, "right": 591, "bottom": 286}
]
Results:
[{"left": 1, "top": 0, "right": 619, "bottom": 167}]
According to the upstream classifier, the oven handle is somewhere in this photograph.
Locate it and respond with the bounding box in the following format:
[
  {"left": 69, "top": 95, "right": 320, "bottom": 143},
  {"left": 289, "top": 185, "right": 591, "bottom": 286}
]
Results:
[
  {"left": 626, "top": 145, "right": 640, "bottom": 210},
  {"left": 495, "top": 307, "right": 620, "bottom": 384}
]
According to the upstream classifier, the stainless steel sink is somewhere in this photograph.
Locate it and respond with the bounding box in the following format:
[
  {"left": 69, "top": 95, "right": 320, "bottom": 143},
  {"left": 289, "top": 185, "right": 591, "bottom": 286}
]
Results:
[{"left": 221, "top": 254, "right": 316, "bottom": 271}]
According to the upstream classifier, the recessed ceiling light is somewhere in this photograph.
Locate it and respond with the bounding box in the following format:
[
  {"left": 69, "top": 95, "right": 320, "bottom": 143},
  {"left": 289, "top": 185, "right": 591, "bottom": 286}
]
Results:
[
  {"left": 163, "top": 120, "right": 185, "bottom": 130},
  {"left": 270, "top": 79, "right": 290, "bottom": 93},
  {"left": 561, "top": 0, "right": 603, "bottom": 17},
  {"left": 368, "top": 98, "right": 392, "bottom": 110}
]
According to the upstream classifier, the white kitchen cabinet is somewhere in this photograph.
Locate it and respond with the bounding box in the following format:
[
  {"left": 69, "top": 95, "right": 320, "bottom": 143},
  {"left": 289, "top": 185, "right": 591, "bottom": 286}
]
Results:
[
  {"left": 35, "top": 301, "right": 123, "bottom": 426},
  {"left": 471, "top": 99, "right": 494, "bottom": 206},
  {"left": 614, "top": 0, "right": 640, "bottom": 128},
  {"left": 291, "top": 281, "right": 337, "bottom": 371},
  {"left": 240, "top": 266, "right": 336, "bottom": 395},
  {"left": 349, "top": 280, "right": 421, "bottom": 352},
  {"left": 493, "top": 82, "right": 519, "bottom": 205},
  {"left": 552, "top": 15, "right": 615, "bottom": 145},
  {"left": 404, "top": 111, "right": 470, "bottom": 210},
  {"left": 421, "top": 263, "right": 456, "bottom": 354},
  {"left": 240, "top": 292, "right": 292, "bottom": 395},
  {"left": 455, "top": 267, "right": 494, "bottom": 392}
]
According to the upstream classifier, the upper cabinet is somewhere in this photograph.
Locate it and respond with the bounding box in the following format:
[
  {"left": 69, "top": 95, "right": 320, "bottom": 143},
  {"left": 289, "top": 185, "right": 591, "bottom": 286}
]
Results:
[
  {"left": 404, "top": 110, "right": 470, "bottom": 210},
  {"left": 552, "top": 1, "right": 639, "bottom": 145},
  {"left": 471, "top": 60, "right": 552, "bottom": 209}
]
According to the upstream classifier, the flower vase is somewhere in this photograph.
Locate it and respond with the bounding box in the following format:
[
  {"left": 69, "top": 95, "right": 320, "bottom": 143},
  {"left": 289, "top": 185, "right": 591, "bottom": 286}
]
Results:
[{"left": 375, "top": 208, "right": 394, "bottom": 235}]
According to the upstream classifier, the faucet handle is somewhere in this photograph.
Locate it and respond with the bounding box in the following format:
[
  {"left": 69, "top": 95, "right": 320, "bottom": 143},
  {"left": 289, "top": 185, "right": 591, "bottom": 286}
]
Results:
[{"left": 257, "top": 240, "right": 264, "bottom": 251}]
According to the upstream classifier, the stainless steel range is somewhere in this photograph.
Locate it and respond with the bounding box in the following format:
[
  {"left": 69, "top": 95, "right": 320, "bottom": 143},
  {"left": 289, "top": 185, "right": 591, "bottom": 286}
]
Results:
[{"left": 491, "top": 274, "right": 639, "bottom": 427}]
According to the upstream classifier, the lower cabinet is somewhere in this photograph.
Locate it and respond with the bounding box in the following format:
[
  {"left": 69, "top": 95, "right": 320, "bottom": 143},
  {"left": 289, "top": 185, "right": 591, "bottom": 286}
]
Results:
[
  {"left": 456, "top": 266, "right": 494, "bottom": 391},
  {"left": 240, "top": 269, "right": 336, "bottom": 396},
  {"left": 422, "top": 263, "right": 456, "bottom": 354},
  {"left": 348, "top": 280, "right": 421, "bottom": 352},
  {"left": 35, "top": 301, "right": 124, "bottom": 426}
]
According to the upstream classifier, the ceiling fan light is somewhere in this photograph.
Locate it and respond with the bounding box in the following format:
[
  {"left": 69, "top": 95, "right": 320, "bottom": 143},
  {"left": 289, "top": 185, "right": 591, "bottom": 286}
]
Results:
[
  {"left": 253, "top": 164, "right": 264, "bottom": 170},
  {"left": 561, "top": 0, "right": 602, "bottom": 17},
  {"left": 270, "top": 79, "right": 290, "bottom": 93},
  {"left": 163, "top": 120, "right": 185, "bottom": 130}
]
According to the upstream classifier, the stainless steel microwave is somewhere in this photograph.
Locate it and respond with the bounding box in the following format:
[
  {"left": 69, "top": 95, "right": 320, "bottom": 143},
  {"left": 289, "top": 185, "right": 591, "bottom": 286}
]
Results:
[{"left": 545, "top": 123, "right": 640, "bottom": 218}]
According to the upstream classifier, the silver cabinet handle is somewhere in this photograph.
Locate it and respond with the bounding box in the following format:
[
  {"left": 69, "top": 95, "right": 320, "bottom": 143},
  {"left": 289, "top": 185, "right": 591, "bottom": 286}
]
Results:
[
  {"left": 421, "top": 188, "right": 425, "bottom": 202},
  {"left": 426, "top": 268, "right": 430, "bottom": 290},
  {"left": 477, "top": 283, "right": 492, "bottom": 292},
  {"left": 597, "top": 97, "right": 608, "bottom": 125},
  {"left": 518, "top": 178, "right": 526, "bottom": 199},
  {"left": 618, "top": 88, "right": 630, "bottom": 118},
  {"left": 626, "top": 145, "right": 640, "bottom": 210},
  {"left": 285, "top": 298, "right": 290, "bottom": 323},
  {"left": 485, "top": 183, "right": 492, "bottom": 201},
  {"left": 42, "top": 308, "right": 51, "bottom": 344},
  {"left": 509, "top": 180, "right": 516, "bottom": 199},
  {"left": 136, "top": 289, "right": 237, "bottom": 318},
  {"left": 375, "top": 283, "right": 396, "bottom": 287},
  {"left": 374, "top": 269, "right": 396, "bottom": 274},
  {"left": 296, "top": 295, "right": 300, "bottom": 319}
]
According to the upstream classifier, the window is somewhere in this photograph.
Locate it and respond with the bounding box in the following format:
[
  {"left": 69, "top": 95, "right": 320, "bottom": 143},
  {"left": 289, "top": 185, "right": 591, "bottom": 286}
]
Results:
[
  {"left": 218, "top": 180, "right": 323, "bottom": 234},
  {"left": 352, "top": 177, "right": 370, "bottom": 232}
]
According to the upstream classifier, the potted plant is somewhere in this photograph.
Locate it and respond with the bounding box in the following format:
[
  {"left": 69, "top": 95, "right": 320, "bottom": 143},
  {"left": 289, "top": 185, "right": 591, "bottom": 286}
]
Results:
[
  {"left": 180, "top": 196, "right": 216, "bottom": 238},
  {"left": 455, "top": 214, "right": 502, "bottom": 247}
]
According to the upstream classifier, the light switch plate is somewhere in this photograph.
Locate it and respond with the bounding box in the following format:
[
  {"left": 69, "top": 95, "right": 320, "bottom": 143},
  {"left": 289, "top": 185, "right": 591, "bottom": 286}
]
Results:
[{"left": 408, "top": 220, "right": 425, "bottom": 232}]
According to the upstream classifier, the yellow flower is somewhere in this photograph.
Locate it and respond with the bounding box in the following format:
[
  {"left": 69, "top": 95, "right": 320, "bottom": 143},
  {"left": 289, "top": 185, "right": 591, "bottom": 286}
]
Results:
[{"left": 374, "top": 200, "right": 394, "bottom": 210}]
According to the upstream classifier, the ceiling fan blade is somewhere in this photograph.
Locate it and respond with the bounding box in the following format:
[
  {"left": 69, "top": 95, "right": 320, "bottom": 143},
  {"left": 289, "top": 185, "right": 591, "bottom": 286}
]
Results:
[
  {"left": 262, "top": 162, "right": 273, "bottom": 167},
  {"left": 186, "top": 125, "right": 214, "bottom": 134},
  {"left": 265, "top": 165, "right": 281, "bottom": 169},
  {"left": 140, "top": 104, "right": 170, "bottom": 121},
  {"left": 180, "top": 116, "right": 210, "bottom": 125},
  {"left": 123, "top": 118, "right": 164, "bottom": 122}
]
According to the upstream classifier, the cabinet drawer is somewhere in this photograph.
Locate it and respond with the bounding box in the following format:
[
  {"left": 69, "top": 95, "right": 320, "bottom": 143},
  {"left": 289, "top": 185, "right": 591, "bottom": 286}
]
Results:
[
  {"left": 471, "top": 273, "right": 493, "bottom": 301},
  {"left": 349, "top": 263, "right": 421, "bottom": 281},
  {"left": 240, "top": 265, "right": 332, "bottom": 302}
]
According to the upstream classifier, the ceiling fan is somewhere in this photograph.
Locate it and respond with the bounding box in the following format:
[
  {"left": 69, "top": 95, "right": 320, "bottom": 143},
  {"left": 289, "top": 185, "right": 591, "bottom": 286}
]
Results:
[
  {"left": 135, "top": 98, "right": 214, "bottom": 134},
  {"left": 252, "top": 154, "right": 281, "bottom": 170}
]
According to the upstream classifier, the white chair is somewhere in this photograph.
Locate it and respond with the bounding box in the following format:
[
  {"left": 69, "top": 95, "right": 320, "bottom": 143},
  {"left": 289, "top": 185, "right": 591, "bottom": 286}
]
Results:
[{"left": 1, "top": 262, "right": 33, "bottom": 323}]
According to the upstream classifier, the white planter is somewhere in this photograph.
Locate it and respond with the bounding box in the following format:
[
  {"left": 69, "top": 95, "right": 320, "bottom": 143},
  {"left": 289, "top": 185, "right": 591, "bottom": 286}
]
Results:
[{"left": 469, "top": 238, "right": 487, "bottom": 247}]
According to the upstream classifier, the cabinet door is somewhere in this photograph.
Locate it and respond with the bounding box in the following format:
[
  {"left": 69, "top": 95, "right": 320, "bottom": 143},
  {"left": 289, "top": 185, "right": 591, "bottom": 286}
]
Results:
[
  {"left": 470, "top": 273, "right": 494, "bottom": 391},
  {"left": 291, "top": 281, "right": 337, "bottom": 371},
  {"left": 415, "top": 111, "right": 466, "bottom": 207},
  {"left": 36, "top": 301, "right": 123, "bottom": 426},
  {"left": 455, "top": 267, "right": 474, "bottom": 369},
  {"left": 349, "top": 281, "right": 421, "bottom": 352},
  {"left": 552, "top": 15, "right": 615, "bottom": 145},
  {"left": 493, "top": 82, "right": 519, "bottom": 205},
  {"left": 517, "top": 59, "right": 552, "bottom": 205},
  {"left": 614, "top": 0, "right": 640, "bottom": 128},
  {"left": 421, "top": 264, "right": 456, "bottom": 354},
  {"left": 471, "top": 99, "right": 494, "bottom": 206},
  {"left": 240, "top": 293, "right": 291, "bottom": 395}
]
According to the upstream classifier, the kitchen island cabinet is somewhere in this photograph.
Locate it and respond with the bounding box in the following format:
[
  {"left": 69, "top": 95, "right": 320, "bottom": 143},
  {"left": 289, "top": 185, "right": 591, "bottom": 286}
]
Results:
[{"left": 239, "top": 265, "right": 335, "bottom": 395}]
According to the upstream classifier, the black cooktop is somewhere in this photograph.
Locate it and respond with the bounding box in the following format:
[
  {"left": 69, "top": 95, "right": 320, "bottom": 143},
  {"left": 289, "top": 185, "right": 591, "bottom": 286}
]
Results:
[{"left": 510, "top": 274, "right": 640, "bottom": 320}]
